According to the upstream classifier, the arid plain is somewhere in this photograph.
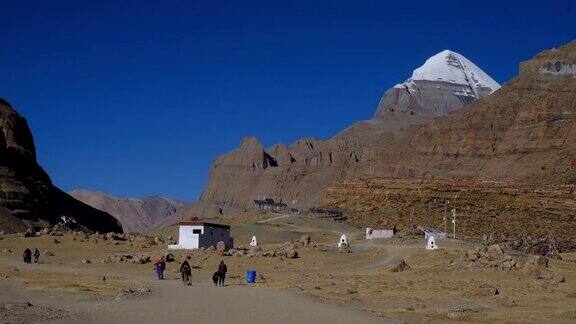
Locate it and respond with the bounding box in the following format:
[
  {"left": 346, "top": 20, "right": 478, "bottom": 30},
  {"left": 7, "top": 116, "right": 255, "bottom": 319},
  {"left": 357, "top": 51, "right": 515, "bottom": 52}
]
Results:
[{"left": 1, "top": 212, "right": 575, "bottom": 323}]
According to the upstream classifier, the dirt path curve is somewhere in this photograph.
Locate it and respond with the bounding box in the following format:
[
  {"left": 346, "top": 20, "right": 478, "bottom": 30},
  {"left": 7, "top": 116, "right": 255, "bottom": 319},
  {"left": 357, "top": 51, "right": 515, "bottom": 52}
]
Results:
[
  {"left": 65, "top": 278, "right": 390, "bottom": 324},
  {"left": 0, "top": 257, "right": 390, "bottom": 324}
]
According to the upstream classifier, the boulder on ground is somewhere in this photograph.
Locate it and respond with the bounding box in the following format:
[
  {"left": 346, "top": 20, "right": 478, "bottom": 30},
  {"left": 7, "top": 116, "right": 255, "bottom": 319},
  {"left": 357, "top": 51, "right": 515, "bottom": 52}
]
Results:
[
  {"left": 216, "top": 241, "right": 226, "bottom": 253},
  {"left": 488, "top": 244, "right": 504, "bottom": 254},
  {"left": 24, "top": 229, "right": 35, "bottom": 238},
  {"left": 389, "top": 259, "right": 411, "bottom": 273},
  {"left": 164, "top": 253, "right": 175, "bottom": 262},
  {"left": 43, "top": 250, "right": 55, "bottom": 256},
  {"left": 116, "top": 287, "right": 151, "bottom": 300},
  {"left": 471, "top": 283, "right": 499, "bottom": 296},
  {"left": 286, "top": 250, "right": 299, "bottom": 259},
  {"left": 133, "top": 236, "right": 154, "bottom": 245},
  {"left": 299, "top": 234, "right": 311, "bottom": 247},
  {"left": 552, "top": 272, "right": 565, "bottom": 283},
  {"left": 282, "top": 242, "right": 296, "bottom": 250},
  {"left": 528, "top": 255, "right": 549, "bottom": 268},
  {"left": 249, "top": 245, "right": 262, "bottom": 253},
  {"left": 466, "top": 250, "right": 480, "bottom": 262},
  {"left": 339, "top": 243, "right": 351, "bottom": 253},
  {"left": 476, "top": 246, "right": 488, "bottom": 254},
  {"left": 81, "top": 259, "right": 91, "bottom": 264},
  {"left": 53, "top": 238, "right": 61, "bottom": 244},
  {"left": 447, "top": 306, "right": 485, "bottom": 320},
  {"left": 136, "top": 255, "right": 151, "bottom": 264}
]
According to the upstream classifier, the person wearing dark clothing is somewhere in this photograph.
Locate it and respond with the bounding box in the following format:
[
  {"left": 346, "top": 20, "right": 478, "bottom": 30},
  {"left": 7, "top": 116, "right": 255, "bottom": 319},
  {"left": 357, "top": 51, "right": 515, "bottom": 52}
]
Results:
[
  {"left": 212, "top": 271, "right": 219, "bottom": 286},
  {"left": 23, "top": 248, "right": 32, "bottom": 264},
  {"left": 217, "top": 260, "right": 227, "bottom": 286},
  {"left": 153, "top": 257, "right": 166, "bottom": 280},
  {"left": 180, "top": 260, "right": 192, "bottom": 285},
  {"left": 33, "top": 249, "right": 40, "bottom": 263}
]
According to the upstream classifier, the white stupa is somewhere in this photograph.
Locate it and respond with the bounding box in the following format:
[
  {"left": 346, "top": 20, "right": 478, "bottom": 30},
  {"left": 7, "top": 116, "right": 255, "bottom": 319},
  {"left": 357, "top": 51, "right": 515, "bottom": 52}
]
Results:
[
  {"left": 338, "top": 234, "right": 348, "bottom": 247},
  {"left": 426, "top": 236, "right": 438, "bottom": 250},
  {"left": 250, "top": 236, "right": 258, "bottom": 247}
]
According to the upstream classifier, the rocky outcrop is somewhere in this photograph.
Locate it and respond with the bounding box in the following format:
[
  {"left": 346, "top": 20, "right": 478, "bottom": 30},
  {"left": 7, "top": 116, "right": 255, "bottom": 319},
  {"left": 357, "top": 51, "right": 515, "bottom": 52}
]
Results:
[
  {"left": 0, "top": 99, "right": 122, "bottom": 233},
  {"left": 68, "top": 189, "right": 186, "bottom": 233},
  {"left": 319, "top": 41, "right": 576, "bottom": 248},
  {"left": 200, "top": 50, "right": 500, "bottom": 210},
  {"left": 358, "top": 41, "right": 576, "bottom": 184},
  {"left": 321, "top": 178, "right": 576, "bottom": 249}
]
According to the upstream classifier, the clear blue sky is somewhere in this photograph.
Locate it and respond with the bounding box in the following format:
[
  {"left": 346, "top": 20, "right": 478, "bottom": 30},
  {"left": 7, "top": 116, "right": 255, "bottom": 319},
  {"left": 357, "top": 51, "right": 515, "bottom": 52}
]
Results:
[{"left": 1, "top": 0, "right": 574, "bottom": 201}]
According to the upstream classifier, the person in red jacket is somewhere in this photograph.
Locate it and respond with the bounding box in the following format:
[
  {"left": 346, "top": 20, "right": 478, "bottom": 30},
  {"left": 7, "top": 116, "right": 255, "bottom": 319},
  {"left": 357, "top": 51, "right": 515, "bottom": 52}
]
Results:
[{"left": 153, "top": 256, "right": 166, "bottom": 280}]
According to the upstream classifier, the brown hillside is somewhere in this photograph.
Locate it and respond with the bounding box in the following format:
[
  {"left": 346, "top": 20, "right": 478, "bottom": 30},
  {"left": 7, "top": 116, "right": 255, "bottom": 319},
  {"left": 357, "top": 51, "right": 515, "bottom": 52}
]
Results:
[{"left": 0, "top": 99, "right": 123, "bottom": 233}]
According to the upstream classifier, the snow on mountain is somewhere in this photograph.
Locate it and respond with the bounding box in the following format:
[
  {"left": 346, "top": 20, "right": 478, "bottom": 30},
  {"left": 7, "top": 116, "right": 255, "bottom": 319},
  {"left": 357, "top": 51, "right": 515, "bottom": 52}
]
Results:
[{"left": 395, "top": 50, "right": 501, "bottom": 98}]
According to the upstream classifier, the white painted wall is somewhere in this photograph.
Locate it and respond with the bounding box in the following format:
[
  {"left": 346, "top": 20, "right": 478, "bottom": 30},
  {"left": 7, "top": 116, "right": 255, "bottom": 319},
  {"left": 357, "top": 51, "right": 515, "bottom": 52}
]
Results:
[
  {"left": 365, "top": 227, "right": 395, "bottom": 239},
  {"left": 169, "top": 224, "right": 233, "bottom": 250},
  {"left": 178, "top": 225, "right": 202, "bottom": 249}
]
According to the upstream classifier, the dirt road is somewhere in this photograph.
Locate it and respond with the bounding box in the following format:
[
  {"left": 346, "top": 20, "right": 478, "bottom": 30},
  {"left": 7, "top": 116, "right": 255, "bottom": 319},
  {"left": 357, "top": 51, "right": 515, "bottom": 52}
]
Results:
[
  {"left": 0, "top": 257, "right": 388, "bottom": 323},
  {"left": 68, "top": 277, "right": 387, "bottom": 323}
]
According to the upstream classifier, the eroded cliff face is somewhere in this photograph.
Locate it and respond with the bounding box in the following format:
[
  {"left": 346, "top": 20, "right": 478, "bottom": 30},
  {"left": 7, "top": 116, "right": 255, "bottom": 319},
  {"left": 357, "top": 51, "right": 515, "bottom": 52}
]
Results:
[
  {"left": 200, "top": 50, "right": 501, "bottom": 210},
  {"left": 359, "top": 41, "right": 576, "bottom": 184},
  {"left": 321, "top": 178, "right": 576, "bottom": 249},
  {"left": 0, "top": 99, "right": 123, "bottom": 233},
  {"left": 319, "top": 41, "right": 576, "bottom": 246},
  {"left": 200, "top": 136, "right": 353, "bottom": 209}
]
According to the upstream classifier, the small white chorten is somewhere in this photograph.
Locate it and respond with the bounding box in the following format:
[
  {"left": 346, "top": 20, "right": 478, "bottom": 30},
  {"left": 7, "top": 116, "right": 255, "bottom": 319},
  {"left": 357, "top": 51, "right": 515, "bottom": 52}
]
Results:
[
  {"left": 250, "top": 235, "right": 258, "bottom": 247},
  {"left": 426, "top": 236, "right": 438, "bottom": 250},
  {"left": 338, "top": 234, "right": 348, "bottom": 247}
]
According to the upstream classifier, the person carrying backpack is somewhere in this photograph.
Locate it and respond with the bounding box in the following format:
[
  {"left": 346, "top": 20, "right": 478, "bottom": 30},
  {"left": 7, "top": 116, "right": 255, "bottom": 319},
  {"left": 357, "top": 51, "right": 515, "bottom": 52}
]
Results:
[
  {"left": 180, "top": 260, "right": 192, "bottom": 285},
  {"left": 33, "top": 248, "right": 40, "bottom": 263}
]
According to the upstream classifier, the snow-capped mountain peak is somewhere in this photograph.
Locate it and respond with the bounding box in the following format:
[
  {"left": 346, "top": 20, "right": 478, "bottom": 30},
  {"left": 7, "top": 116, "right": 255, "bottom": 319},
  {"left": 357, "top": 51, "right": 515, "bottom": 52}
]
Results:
[
  {"left": 376, "top": 50, "right": 501, "bottom": 119},
  {"left": 395, "top": 50, "right": 501, "bottom": 95}
]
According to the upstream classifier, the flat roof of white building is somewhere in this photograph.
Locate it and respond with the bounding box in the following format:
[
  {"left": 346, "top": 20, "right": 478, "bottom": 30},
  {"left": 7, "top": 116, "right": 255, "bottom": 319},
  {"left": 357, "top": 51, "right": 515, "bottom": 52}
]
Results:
[{"left": 177, "top": 221, "right": 230, "bottom": 229}]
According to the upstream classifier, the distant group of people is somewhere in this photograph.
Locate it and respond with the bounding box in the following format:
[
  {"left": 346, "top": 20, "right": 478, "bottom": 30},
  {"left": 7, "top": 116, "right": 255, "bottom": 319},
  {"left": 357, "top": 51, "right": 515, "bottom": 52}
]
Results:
[
  {"left": 153, "top": 256, "right": 227, "bottom": 287},
  {"left": 22, "top": 248, "right": 40, "bottom": 264}
]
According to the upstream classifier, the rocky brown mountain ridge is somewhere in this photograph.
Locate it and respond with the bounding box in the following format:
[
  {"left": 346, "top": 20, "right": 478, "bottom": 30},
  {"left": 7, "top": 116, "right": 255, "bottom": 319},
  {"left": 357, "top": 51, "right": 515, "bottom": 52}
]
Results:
[
  {"left": 69, "top": 189, "right": 186, "bottom": 233},
  {"left": 200, "top": 49, "right": 501, "bottom": 211},
  {"left": 0, "top": 99, "right": 122, "bottom": 233},
  {"left": 321, "top": 178, "right": 576, "bottom": 251},
  {"left": 319, "top": 40, "right": 576, "bottom": 248},
  {"left": 356, "top": 40, "right": 576, "bottom": 183},
  {"left": 199, "top": 40, "right": 576, "bottom": 249}
]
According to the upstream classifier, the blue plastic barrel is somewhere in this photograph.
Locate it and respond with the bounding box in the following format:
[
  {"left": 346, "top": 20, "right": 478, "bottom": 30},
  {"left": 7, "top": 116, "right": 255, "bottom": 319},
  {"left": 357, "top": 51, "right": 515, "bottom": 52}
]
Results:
[{"left": 246, "top": 270, "right": 256, "bottom": 284}]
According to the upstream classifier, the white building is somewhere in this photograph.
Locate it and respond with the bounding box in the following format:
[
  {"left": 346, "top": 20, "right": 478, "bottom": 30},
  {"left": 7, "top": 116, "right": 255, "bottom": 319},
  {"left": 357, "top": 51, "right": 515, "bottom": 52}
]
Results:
[
  {"left": 168, "top": 221, "right": 233, "bottom": 250},
  {"left": 424, "top": 228, "right": 446, "bottom": 239},
  {"left": 365, "top": 226, "right": 396, "bottom": 240}
]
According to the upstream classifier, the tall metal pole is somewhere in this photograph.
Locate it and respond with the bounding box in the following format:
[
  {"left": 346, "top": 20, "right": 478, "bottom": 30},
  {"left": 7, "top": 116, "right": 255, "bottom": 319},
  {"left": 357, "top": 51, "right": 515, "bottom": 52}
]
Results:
[
  {"left": 451, "top": 208, "right": 456, "bottom": 239},
  {"left": 444, "top": 201, "right": 448, "bottom": 236}
]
